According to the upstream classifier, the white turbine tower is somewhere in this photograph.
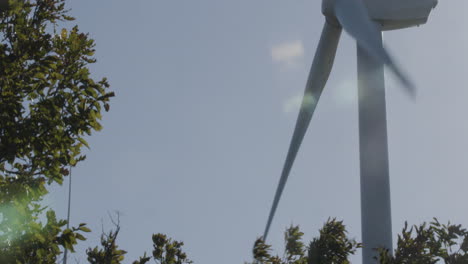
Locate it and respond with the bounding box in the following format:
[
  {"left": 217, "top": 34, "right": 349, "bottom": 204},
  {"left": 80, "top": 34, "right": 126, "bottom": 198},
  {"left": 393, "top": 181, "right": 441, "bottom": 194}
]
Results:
[{"left": 263, "top": 0, "right": 438, "bottom": 263}]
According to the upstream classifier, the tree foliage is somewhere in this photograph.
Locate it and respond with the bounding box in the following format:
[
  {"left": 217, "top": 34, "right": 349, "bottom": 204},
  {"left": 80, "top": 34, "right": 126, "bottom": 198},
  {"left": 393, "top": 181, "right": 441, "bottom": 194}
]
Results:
[
  {"left": 251, "top": 219, "right": 361, "bottom": 264},
  {"left": 307, "top": 219, "right": 361, "bottom": 264},
  {"left": 0, "top": 1, "right": 194, "bottom": 263},
  {"left": 251, "top": 219, "right": 468, "bottom": 264},
  {"left": 0, "top": 0, "right": 112, "bottom": 262},
  {"left": 0, "top": 0, "right": 113, "bottom": 185},
  {"left": 86, "top": 216, "right": 127, "bottom": 264},
  {"left": 85, "top": 216, "right": 191, "bottom": 264},
  {"left": 378, "top": 219, "right": 468, "bottom": 264},
  {"left": 151, "top": 233, "right": 192, "bottom": 264}
]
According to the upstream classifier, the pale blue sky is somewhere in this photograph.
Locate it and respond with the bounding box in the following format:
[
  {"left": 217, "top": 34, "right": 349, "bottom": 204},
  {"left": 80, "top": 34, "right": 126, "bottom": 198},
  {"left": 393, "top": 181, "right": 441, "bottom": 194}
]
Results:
[{"left": 48, "top": 1, "right": 468, "bottom": 263}]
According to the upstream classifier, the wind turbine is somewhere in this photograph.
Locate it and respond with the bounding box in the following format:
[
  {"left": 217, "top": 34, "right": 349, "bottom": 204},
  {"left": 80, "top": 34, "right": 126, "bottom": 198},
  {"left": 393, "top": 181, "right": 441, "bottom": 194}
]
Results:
[{"left": 262, "top": 0, "right": 437, "bottom": 263}]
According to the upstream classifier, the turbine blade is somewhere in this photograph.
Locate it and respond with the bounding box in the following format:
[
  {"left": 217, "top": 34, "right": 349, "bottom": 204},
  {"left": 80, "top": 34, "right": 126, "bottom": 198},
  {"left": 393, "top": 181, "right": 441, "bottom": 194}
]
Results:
[
  {"left": 263, "top": 21, "right": 342, "bottom": 241},
  {"left": 334, "top": 0, "right": 416, "bottom": 97}
]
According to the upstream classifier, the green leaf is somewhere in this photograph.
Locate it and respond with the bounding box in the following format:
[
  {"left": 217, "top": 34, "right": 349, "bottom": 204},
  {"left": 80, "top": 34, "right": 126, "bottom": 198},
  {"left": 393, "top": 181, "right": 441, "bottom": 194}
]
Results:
[
  {"left": 75, "top": 233, "right": 86, "bottom": 241},
  {"left": 61, "top": 28, "right": 68, "bottom": 39},
  {"left": 78, "top": 137, "right": 90, "bottom": 148},
  {"left": 34, "top": 233, "right": 46, "bottom": 243},
  {"left": 79, "top": 226, "right": 91, "bottom": 233}
]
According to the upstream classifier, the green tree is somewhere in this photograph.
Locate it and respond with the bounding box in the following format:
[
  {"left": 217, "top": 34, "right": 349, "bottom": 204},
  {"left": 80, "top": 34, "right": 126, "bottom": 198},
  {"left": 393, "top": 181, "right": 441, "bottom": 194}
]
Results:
[
  {"left": 150, "top": 233, "right": 192, "bottom": 264},
  {"left": 0, "top": 0, "right": 113, "bottom": 262},
  {"left": 251, "top": 219, "right": 361, "bottom": 264},
  {"left": 84, "top": 214, "right": 191, "bottom": 264},
  {"left": 86, "top": 215, "right": 128, "bottom": 264},
  {"left": 378, "top": 219, "right": 468, "bottom": 264},
  {"left": 0, "top": 2, "right": 192, "bottom": 263},
  {"left": 251, "top": 219, "right": 468, "bottom": 264}
]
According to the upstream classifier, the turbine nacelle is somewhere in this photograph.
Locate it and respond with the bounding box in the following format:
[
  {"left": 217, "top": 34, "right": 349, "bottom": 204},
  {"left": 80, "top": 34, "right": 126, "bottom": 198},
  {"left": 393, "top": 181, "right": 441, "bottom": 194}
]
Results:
[{"left": 323, "top": 0, "right": 438, "bottom": 30}]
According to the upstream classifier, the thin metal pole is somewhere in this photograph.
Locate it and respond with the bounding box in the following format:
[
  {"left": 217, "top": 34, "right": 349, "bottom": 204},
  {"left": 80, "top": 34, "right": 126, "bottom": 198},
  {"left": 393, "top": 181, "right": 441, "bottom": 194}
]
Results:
[
  {"left": 63, "top": 167, "right": 72, "bottom": 264},
  {"left": 357, "top": 29, "right": 393, "bottom": 263}
]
